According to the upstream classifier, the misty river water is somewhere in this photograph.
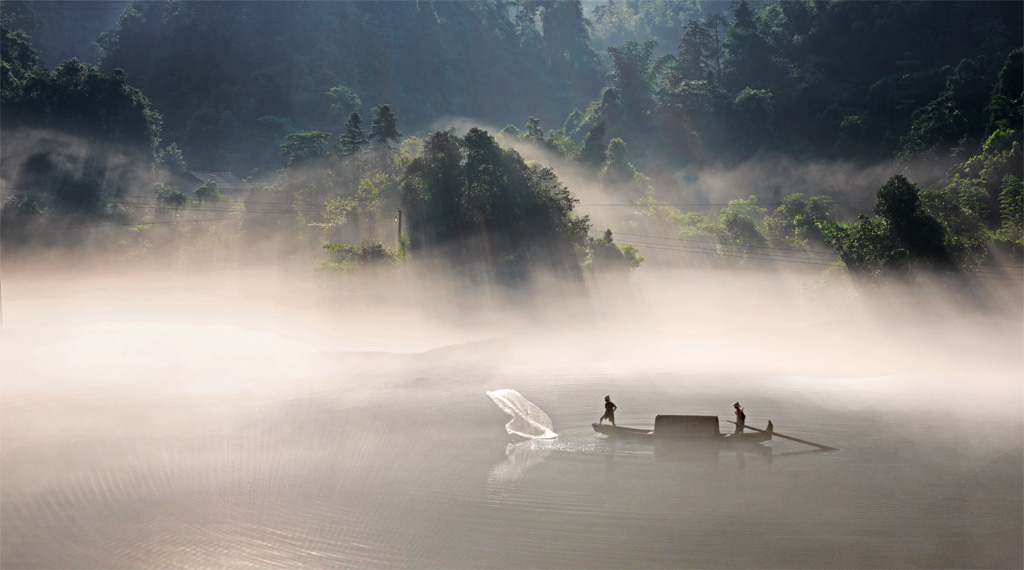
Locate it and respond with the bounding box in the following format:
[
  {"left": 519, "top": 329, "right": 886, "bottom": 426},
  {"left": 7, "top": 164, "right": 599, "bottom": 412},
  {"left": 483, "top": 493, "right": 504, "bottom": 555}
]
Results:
[{"left": 1, "top": 271, "right": 1022, "bottom": 569}]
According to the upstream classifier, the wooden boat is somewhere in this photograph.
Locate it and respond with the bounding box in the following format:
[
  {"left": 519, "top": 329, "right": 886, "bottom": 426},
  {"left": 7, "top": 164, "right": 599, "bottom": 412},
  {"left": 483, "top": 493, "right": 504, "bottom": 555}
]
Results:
[{"left": 592, "top": 415, "right": 772, "bottom": 445}]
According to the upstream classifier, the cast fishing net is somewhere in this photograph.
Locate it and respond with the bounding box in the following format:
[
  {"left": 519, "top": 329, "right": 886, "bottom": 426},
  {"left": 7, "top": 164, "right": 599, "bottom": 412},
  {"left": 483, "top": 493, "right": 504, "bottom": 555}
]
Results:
[{"left": 486, "top": 388, "right": 558, "bottom": 439}]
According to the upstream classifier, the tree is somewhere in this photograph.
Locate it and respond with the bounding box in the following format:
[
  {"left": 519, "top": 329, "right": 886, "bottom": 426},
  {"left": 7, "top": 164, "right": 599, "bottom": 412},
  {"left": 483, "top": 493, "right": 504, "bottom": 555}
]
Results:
[
  {"left": 537, "top": 0, "right": 599, "bottom": 81},
  {"left": 721, "top": 0, "right": 776, "bottom": 90},
  {"left": 577, "top": 121, "right": 607, "bottom": 167},
  {"left": 730, "top": 87, "right": 776, "bottom": 152},
  {"left": 0, "top": 11, "right": 43, "bottom": 102},
  {"left": 400, "top": 128, "right": 590, "bottom": 283},
  {"left": 524, "top": 116, "right": 544, "bottom": 142},
  {"left": 155, "top": 142, "right": 187, "bottom": 178},
  {"left": 588, "top": 228, "right": 643, "bottom": 272},
  {"left": 674, "top": 20, "right": 713, "bottom": 82},
  {"left": 606, "top": 40, "right": 661, "bottom": 120},
  {"left": 705, "top": 13, "right": 728, "bottom": 75},
  {"left": 322, "top": 239, "right": 399, "bottom": 271},
  {"left": 280, "top": 131, "right": 331, "bottom": 164},
  {"left": 995, "top": 174, "right": 1023, "bottom": 257},
  {"left": 897, "top": 58, "right": 996, "bottom": 162},
  {"left": 874, "top": 174, "right": 951, "bottom": 267},
  {"left": 825, "top": 175, "right": 954, "bottom": 277},
  {"left": 987, "top": 48, "right": 1023, "bottom": 131},
  {"left": 715, "top": 197, "right": 768, "bottom": 253},
  {"left": 764, "top": 193, "right": 837, "bottom": 246},
  {"left": 339, "top": 111, "right": 369, "bottom": 155},
  {"left": 369, "top": 104, "right": 402, "bottom": 145},
  {"left": 193, "top": 180, "right": 223, "bottom": 203},
  {"left": 327, "top": 84, "right": 362, "bottom": 119},
  {"left": 600, "top": 138, "right": 647, "bottom": 195}
]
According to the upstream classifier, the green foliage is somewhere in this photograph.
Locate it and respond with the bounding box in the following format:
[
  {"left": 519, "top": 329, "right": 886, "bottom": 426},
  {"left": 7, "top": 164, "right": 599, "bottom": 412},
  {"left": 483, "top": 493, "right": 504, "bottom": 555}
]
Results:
[
  {"left": 715, "top": 197, "right": 768, "bottom": 251},
  {"left": 587, "top": 0, "right": 726, "bottom": 55},
  {"left": 1, "top": 27, "right": 161, "bottom": 155},
  {"left": 764, "top": 193, "right": 837, "bottom": 247},
  {"left": 897, "top": 58, "right": 996, "bottom": 162},
  {"left": 155, "top": 182, "right": 189, "bottom": 209},
  {"left": 986, "top": 47, "right": 1023, "bottom": 131},
  {"left": 600, "top": 137, "right": 649, "bottom": 194},
  {"left": 155, "top": 143, "right": 187, "bottom": 177},
  {"left": 400, "top": 128, "right": 590, "bottom": 283},
  {"left": 95, "top": 0, "right": 602, "bottom": 173},
  {"left": 327, "top": 85, "right": 361, "bottom": 119},
  {"left": 0, "top": 10, "right": 43, "bottom": 102},
  {"left": 995, "top": 174, "right": 1023, "bottom": 257},
  {"left": 525, "top": 116, "right": 544, "bottom": 142},
  {"left": 873, "top": 175, "right": 951, "bottom": 266},
  {"left": 321, "top": 239, "right": 399, "bottom": 271},
  {"left": 338, "top": 111, "right": 369, "bottom": 156},
  {"left": 944, "top": 127, "right": 1022, "bottom": 227},
  {"left": 670, "top": 19, "right": 714, "bottom": 83},
  {"left": 585, "top": 229, "right": 643, "bottom": 272},
  {"left": 825, "top": 175, "right": 954, "bottom": 278},
  {"left": 2, "top": 0, "right": 126, "bottom": 68},
  {"left": 0, "top": 194, "right": 46, "bottom": 247},
  {"left": 369, "top": 104, "right": 402, "bottom": 146},
  {"left": 562, "top": 107, "right": 585, "bottom": 137},
  {"left": 576, "top": 121, "right": 607, "bottom": 167},
  {"left": 730, "top": 87, "right": 775, "bottom": 152},
  {"left": 606, "top": 39, "right": 660, "bottom": 120},
  {"left": 823, "top": 215, "right": 907, "bottom": 279},
  {"left": 280, "top": 131, "right": 331, "bottom": 165},
  {"left": 192, "top": 181, "right": 223, "bottom": 203},
  {"left": 505, "top": 116, "right": 577, "bottom": 158},
  {"left": 619, "top": 0, "right": 1024, "bottom": 166},
  {"left": 998, "top": 175, "right": 1023, "bottom": 236}
]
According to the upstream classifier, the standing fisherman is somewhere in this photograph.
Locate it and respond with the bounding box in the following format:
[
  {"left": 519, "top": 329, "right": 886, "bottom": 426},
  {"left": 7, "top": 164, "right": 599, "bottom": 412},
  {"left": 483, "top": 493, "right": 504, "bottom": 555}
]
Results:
[
  {"left": 733, "top": 402, "right": 746, "bottom": 433},
  {"left": 600, "top": 395, "right": 617, "bottom": 426}
]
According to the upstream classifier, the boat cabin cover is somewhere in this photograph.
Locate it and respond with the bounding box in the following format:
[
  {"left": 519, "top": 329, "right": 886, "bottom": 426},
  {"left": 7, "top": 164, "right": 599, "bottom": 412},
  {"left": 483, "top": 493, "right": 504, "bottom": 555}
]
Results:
[{"left": 654, "top": 415, "right": 720, "bottom": 438}]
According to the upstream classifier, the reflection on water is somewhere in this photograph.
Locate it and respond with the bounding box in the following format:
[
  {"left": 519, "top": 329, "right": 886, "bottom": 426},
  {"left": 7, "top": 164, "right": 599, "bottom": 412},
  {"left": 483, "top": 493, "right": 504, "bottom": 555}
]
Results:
[{"left": 488, "top": 439, "right": 554, "bottom": 485}]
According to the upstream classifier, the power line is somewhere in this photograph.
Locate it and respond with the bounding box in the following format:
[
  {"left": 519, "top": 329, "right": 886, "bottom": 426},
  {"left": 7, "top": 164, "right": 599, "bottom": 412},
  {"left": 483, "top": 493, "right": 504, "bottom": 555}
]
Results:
[
  {"left": 578, "top": 201, "right": 875, "bottom": 207},
  {"left": 613, "top": 231, "right": 838, "bottom": 256},
  {"left": 615, "top": 238, "right": 1023, "bottom": 281},
  {"left": 622, "top": 236, "right": 839, "bottom": 264},
  {"left": 54, "top": 217, "right": 241, "bottom": 229},
  {"left": 613, "top": 239, "right": 837, "bottom": 267}
]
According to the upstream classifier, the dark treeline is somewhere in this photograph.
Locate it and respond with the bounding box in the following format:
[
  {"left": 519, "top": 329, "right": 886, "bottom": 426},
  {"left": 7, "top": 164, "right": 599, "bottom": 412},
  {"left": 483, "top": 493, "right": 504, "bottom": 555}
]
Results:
[
  {"left": 571, "top": 0, "right": 1023, "bottom": 169},
  {"left": 0, "top": 0, "right": 126, "bottom": 68},
  {"left": 0, "top": 0, "right": 1021, "bottom": 291},
  {"left": 93, "top": 0, "right": 602, "bottom": 173}
]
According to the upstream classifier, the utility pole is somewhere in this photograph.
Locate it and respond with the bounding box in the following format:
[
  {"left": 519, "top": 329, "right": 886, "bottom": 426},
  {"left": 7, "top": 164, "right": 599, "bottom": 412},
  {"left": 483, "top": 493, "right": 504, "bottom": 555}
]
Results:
[{"left": 395, "top": 208, "right": 402, "bottom": 245}]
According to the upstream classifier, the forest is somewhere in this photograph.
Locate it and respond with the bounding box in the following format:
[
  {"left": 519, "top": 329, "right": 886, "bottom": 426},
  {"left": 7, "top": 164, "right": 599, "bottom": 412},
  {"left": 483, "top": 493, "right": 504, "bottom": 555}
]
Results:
[{"left": 1, "top": 0, "right": 1021, "bottom": 294}]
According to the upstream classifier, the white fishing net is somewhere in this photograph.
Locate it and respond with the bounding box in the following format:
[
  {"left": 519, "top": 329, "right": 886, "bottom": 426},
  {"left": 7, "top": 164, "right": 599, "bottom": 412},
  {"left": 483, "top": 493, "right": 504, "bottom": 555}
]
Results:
[{"left": 486, "top": 388, "right": 558, "bottom": 439}]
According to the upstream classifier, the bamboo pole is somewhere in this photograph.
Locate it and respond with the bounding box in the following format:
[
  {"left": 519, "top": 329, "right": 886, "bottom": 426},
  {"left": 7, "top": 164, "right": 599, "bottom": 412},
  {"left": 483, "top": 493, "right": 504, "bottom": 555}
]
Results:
[{"left": 728, "top": 420, "right": 837, "bottom": 451}]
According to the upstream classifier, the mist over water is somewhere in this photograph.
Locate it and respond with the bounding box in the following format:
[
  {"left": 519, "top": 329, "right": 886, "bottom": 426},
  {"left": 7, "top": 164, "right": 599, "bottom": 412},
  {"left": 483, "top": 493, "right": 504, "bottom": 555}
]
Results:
[{"left": 1, "top": 261, "right": 1021, "bottom": 568}]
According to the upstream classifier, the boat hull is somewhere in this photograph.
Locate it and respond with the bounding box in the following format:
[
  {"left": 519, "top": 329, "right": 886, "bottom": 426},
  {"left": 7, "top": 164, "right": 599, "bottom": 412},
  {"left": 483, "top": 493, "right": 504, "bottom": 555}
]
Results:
[{"left": 592, "top": 422, "right": 772, "bottom": 445}]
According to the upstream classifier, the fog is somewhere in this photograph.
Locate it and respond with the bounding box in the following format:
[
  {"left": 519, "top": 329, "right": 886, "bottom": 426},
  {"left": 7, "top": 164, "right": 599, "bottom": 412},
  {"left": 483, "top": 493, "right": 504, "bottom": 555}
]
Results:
[
  {"left": 1, "top": 124, "right": 1021, "bottom": 568},
  {"left": 2, "top": 255, "right": 1021, "bottom": 568}
]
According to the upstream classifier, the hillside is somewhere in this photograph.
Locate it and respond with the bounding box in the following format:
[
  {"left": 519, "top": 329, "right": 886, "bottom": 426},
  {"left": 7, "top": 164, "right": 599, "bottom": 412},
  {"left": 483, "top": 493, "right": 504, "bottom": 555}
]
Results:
[{"left": 96, "top": 0, "right": 603, "bottom": 173}]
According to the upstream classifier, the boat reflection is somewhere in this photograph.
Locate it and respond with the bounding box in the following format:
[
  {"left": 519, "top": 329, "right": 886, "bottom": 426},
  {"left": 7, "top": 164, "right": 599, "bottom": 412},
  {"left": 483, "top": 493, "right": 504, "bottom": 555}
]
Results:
[
  {"left": 595, "top": 438, "right": 773, "bottom": 473},
  {"left": 654, "top": 439, "right": 773, "bottom": 469}
]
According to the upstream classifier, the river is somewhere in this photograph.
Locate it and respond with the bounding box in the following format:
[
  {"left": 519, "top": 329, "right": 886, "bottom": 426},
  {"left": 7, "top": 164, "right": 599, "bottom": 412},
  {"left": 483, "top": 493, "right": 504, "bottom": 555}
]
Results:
[{"left": 2, "top": 269, "right": 1021, "bottom": 568}]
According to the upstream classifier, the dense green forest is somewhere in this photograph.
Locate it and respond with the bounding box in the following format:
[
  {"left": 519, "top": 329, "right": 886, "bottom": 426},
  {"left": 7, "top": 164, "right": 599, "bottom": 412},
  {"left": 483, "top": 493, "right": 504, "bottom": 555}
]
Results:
[{"left": 1, "top": 0, "right": 1021, "bottom": 292}]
